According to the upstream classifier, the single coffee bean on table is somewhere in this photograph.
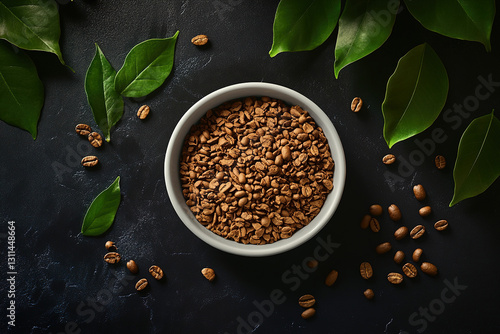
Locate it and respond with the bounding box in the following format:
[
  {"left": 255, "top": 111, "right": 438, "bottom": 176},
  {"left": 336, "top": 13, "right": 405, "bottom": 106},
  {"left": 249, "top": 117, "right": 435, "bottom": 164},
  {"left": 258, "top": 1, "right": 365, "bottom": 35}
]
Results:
[
  {"left": 127, "top": 260, "right": 139, "bottom": 274},
  {"left": 325, "top": 269, "right": 339, "bottom": 286},
  {"left": 387, "top": 272, "right": 403, "bottom": 284},
  {"left": 375, "top": 242, "right": 392, "bottom": 254},
  {"left": 360, "top": 214, "right": 371, "bottom": 229},
  {"left": 298, "top": 294, "right": 316, "bottom": 308},
  {"left": 75, "top": 124, "right": 92, "bottom": 136},
  {"left": 103, "top": 252, "right": 121, "bottom": 264},
  {"left": 137, "top": 105, "right": 150, "bottom": 119},
  {"left": 301, "top": 308, "right": 316, "bottom": 319},
  {"left": 435, "top": 155, "right": 446, "bottom": 169},
  {"left": 421, "top": 262, "right": 438, "bottom": 276},
  {"left": 394, "top": 250, "right": 405, "bottom": 264},
  {"left": 135, "top": 278, "right": 148, "bottom": 291},
  {"left": 306, "top": 259, "right": 318, "bottom": 268},
  {"left": 351, "top": 97, "right": 363, "bottom": 112},
  {"left": 413, "top": 184, "right": 426, "bottom": 201},
  {"left": 402, "top": 263, "right": 418, "bottom": 278},
  {"left": 369, "top": 217, "right": 380, "bottom": 232},
  {"left": 179, "top": 97, "right": 335, "bottom": 245},
  {"left": 364, "top": 288, "right": 374, "bottom": 300},
  {"left": 191, "top": 34, "right": 209, "bottom": 46},
  {"left": 388, "top": 204, "right": 402, "bottom": 221},
  {"left": 412, "top": 248, "right": 423, "bottom": 262},
  {"left": 149, "top": 265, "right": 164, "bottom": 280},
  {"left": 81, "top": 155, "right": 99, "bottom": 167},
  {"left": 410, "top": 225, "right": 426, "bottom": 239},
  {"left": 394, "top": 226, "right": 408, "bottom": 240},
  {"left": 105, "top": 240, "right": 116, "bottom": 251},
  {"left": 201, "top": 268, "right": 216, "bottom": 282},
  {"left": 382, "top": 154, "right": 396, "bottom": 165},
  {"left": 360, "top": 262, "right": 373, "bottom": 279},
  {"left": 369, "top": 204, "right": 383, "bottom": 216},
  {"left": 434, "top": 219, "right": 449, "bottom": 231},
  {"left": 88, "top": 132, "right": 103, "bottom": 148},
  {"left": 419, "top": 206, "right": 432, "bottom": 217}
]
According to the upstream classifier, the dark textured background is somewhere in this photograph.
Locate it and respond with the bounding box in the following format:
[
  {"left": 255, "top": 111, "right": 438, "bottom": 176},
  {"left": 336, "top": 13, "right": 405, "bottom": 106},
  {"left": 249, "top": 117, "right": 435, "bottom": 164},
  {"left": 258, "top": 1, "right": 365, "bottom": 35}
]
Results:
[{"left": 1, "top": 1, "right": 500, "bottom": 333}]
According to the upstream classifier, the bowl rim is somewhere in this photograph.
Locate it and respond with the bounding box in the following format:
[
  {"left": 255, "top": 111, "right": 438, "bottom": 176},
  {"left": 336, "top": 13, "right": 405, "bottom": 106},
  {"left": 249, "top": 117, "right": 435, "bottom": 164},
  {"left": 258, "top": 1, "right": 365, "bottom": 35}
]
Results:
[{"left": 165, "top": 82, "right": 346, "bottom": 256}]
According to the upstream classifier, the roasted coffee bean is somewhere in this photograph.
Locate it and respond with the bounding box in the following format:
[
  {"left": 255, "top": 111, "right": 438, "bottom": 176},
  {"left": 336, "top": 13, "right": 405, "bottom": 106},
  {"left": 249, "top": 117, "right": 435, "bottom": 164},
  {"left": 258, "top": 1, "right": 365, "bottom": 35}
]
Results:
[
  {"left": 105, "top": 240, "right": 116, "bottom": 251},
  {"left": 388, "top": 204, "right": 402, "bottom": 221},
  {"left": 81, "top": 155, "right": 99, "bottom": 167},
  {"left": 410, "top": 225, "right": 425, "bottom": 239},
  {"left": 325, "top": 269, "right": 339, "bottom": 286},
  {"left": 419, "top": 206, "right": 432, "bottom": 217},
  {"left": 75, "top": 124, "right": 92, "bottom": 136},
  {"left": 360, "top": 214, "right": 371, "bottom": 229},
  {"left": 351, "top": 97, "right": 363, "bottom": 112},
  {"left": 201, "top": 268, "right": 216, "bottom": 282},
  {"left": 135, "top": 278, "right": 148, "bottom": 291},
  {"left": 88, "top": 132, "right": 103, "bottom": 148},
  {"left": 369, "top": 217, "right": 380, "bottom": 232},
  {"left": 394, "top": 226, "right": 409, "bottom": 240},
  {"left": 394, "top": 250, "right": 405, "bottom": 264},
  {"left": 298, "top": 294, "right": 316, "bottom": 308},
  {"left": 375, "top": 242, "right": 392, "bottom": 254},
  {"left": 421, "top": 262, "right": 438, "bottom": 276},
  {"left": 402, "top": 263, "right": 418, "bottom": 278},
  {"left": 363, "top": 288, "right": 374, "bottom": 300},
  {"left": 127, "top": 260, "right": 138, "bottom": 274},
  {"left": 103, "top": 252, "right": 121, "bottom": 264},
  {"left": 191, "top": 34, "right": 209, "bottom": 46},
  {"left": 435, "top": 155, "right": 446, "bottom": 169},
  {"left": 382, "top": 154, "right": 396, "bottom": 165},
  {"left": 360, "top": 262, "right": 373, "bottom": 279},
  {"left": 137, "top": 105, "right": 150, "bottom": 119},
  {"left": 149, "top": 265, "right": 164, "bottom": 280},
  {"left": 387, "top": 272, "right": 403, "bottom": 284},
  {"left": 413, "top": 184, "right": 426, "bottom": 201},
  {"left": 369, "top": 204, "right": 383, "bottom": 216},
  {"left": 412, "top": 248, "right": 423, "bottom": 262},
  {"left": 301, "top": 308, "right": 316, "bottom": 319},
  {"left": 306, "top": 259, "right": 318, "bottom": 268},
  {"left": 434, "top": 220, "right": 448, "bottom": 231}
]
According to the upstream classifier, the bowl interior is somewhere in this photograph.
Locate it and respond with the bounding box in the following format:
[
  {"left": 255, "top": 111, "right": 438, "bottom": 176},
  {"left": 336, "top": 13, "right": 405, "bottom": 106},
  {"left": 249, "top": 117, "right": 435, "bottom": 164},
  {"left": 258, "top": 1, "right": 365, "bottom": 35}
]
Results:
[{"left": 165, "top": 82, "right": 346, "bottom": 256}]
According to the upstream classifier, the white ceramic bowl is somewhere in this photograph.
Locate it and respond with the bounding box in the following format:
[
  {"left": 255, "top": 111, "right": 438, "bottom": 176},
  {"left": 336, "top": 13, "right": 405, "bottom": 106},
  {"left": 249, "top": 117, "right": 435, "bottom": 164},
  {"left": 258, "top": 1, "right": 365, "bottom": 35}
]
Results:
[{"left": 164, "top": 82, "right": 346, "bottom": 257}]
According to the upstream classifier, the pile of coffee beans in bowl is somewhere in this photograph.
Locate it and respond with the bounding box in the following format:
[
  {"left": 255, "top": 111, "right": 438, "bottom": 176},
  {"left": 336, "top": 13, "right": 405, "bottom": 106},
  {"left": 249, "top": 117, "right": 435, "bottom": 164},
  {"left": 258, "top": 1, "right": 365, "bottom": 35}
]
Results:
[{"left": 179, "top": 96, "right": 335, "bottom": 245}]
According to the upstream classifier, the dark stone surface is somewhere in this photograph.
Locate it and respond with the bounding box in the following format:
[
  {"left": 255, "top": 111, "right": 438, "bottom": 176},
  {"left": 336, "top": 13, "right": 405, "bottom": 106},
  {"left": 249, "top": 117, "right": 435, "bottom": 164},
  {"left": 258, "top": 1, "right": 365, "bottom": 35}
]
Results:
[{"left": 1, "top": 1, "right": 500, "bottom": 333}]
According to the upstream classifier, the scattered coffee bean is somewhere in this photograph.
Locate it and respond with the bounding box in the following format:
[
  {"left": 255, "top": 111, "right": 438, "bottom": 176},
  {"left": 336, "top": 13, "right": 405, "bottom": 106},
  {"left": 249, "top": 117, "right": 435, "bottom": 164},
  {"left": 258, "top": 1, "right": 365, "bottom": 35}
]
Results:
[
  {"left": 410, "top": 225, "right": 425, "bottom": 239},
  {"left": 360, "top": 262, "right": 373, "bottom": 279},
  {"left": 298, "top": 294, "right": 316, "bottom": 308},
  {"left": 363, "top": 288, "right": 374, "bottom": 300},
  {"left": 402, "top": 263, "right": 418, "bottom": 278},
  {"left": 419, "top": 206, "right": 432, "bottom": 217},
  {"left": 394, "top": 250, "right": 405, "bottom": 264},
  {"left": 369, "top": 204, "right": 383, "bottom": 216},
  {"left": 387, "top": 272, "right": 403, "bottom": 284},
  {"left": 301, "top": 308, "right": 316, "bottom": 319},
  {"left": 81, "top": 155, "right": 99, "bottom": 167},
  {"left": 103, "top": 252, "right": 121, "bottom": 264},
  {"left": 413, "top": 184, "right": 426, "bottom": 201},
  {"left": 88, "top": 132, "right": 103, "bottom": 148},
  {"left": 201, "top": 267, "right": 216, "bottom": 282},
  {"left": 421, "top": 262, "right": 438, "bottom": 276},
  {"left": 104, "top": 240, "right": 116, "bottom": 251},
  {"left": 434, "top": 220, "right": 448, "bottom": 231},
  {"left": 135, "top": 278, "right": 148, "bottom": 291},
  {"left": 382, "top": 154, "right": 396, "bottom": 165},
  {"left": 306, "top": 259, "right": 318, "bottom": 268},
  {"left": 360, "top": 214, "right": 371, "bottom": 229},
  {"left": 75, "top": 124, "right": 92, "bottom": 136},
  {"left": 375, "top": 242, "right": 392, "bottom": 254},
  {"left": 137, "top": 105, "right": 150, "bottom": 119},
  {"left": 127, "top": 260, "right": 138, "bottom": 274},
  {"left": 369, "top": 217, "right": 380, "bottom": 232},
  {"left": 435, "top": 155, "right": 446, "bottom": 169},
  {"left": 394, "top": 226, "right": 409, "bottom": 240},
  {"left": 149, "top": 265, "right": 164, "bottom": 280},
  {"left": 388, "top": 204, "right": 402, "bottom": 221},
  {"left": 351, "top": 97, "right": 363, "bottom": 112},
  {"left": 325, "top": 269, "right": 339, "bottom": 286},
  {"left": 191, "top": 34, "right": 209, "bottom": 46},
  {"left": 412, "top": 248, "right": 423, "bottom": 262}
]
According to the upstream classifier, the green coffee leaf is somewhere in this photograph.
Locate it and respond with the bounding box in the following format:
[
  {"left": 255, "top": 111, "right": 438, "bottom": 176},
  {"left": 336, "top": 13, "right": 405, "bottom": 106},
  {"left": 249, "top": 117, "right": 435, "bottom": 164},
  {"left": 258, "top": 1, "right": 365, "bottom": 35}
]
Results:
[
  {"left": 334, "top": 0, "right": 399, "bottom": 78},
  {"left": 404, "top": 0, "right": 495, "bottom": 52},
  {"left": 269, "top": 0, "right": 341, "bottom": 57},
  {"left": 85, "top": 44, "right": 123, "bottom": 142},
  {"left": 382, "top": 43, "right": 449, "bottom": 148},
  {"left": 114, "top": 31, "right": 179, "bottom": 98},
  {"left": 81, "top": 176, "right": 121, "bottom": 236},
  {"left": 0, "top": 41, "right": 44, "bottom": 139},
  {"left": 450, "top": 111, "right": 500, "bottom": 206},
  {"left": 0, "top": 0, "right": 66, "bottom": 65}
]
